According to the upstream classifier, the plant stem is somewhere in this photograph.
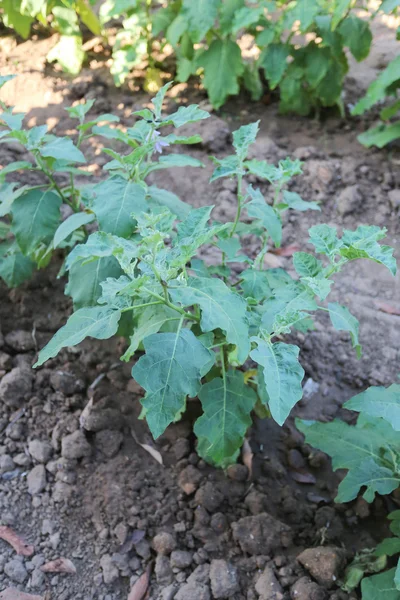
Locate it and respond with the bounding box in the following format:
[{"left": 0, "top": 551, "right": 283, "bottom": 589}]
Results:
[
  {"left": 142, "top": 286, "right": 199, "bottom": 322},
  {"left": 121, "top": 301, "right": 164, "bottom": 313},
  {"left": 230, "top": 166, "right": 243, "bottom": 238}
]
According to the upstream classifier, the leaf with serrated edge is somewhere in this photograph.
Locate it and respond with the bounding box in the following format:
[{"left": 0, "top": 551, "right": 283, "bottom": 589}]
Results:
[
  {"left": 34, "top": 306, "right": 122, "bottom": 366},
  {"left": 293, "top": 252, "right": 323, "bottom": 278},
  {"left": 232, "top": 122, "right": 259, "bottom": 160},
  {"left": 195, "top": 370, "right": 256, "bottom": 467},
  {"left": 338, "top": 457, "right": 400, "bottom": 502},
  {"left": 11, "top": 189, "right": 61, "bottom": 255},
  {"left": 251, "top": 339, "right": 304, "bottom": 425},
  {"left": 246, "top": 186, "right": 282, "bottom": 247},
  {"left": 340, "top": 225, "right": 397, "bottom": 276},
  {"left": 345, "top": 384, "right": 400, "bottom": 431},
  {"left": 66, "top": 257, "right": 123, "bottom": 309},
  {"left": 327, "top": 302, "right": 361, "bottom": 358},
  {"left": 93, "top": 177, "right": 147, "bottom": 237},
  {"left": 121, "top": 305, "right": 179, "bottom": 361},
  {"left": 163, "top": 105, "right": 209, "bottom": 128},
  {"left": 361, "top": 567, "right": 400, "bottom": 600},
  {"left": 170, "top": 277, "right": 250, "bottom": 364},
  {"left": 132, "top": 327, "right": 214, "bottom": 438},
  {"left": 197, "top": 39, "right": 244, "bottom": 109}
]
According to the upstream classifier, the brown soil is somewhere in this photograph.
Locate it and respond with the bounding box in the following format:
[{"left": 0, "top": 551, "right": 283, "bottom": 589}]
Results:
[{"left": 0, "top": 14, "right": 399, "bottom": 600}]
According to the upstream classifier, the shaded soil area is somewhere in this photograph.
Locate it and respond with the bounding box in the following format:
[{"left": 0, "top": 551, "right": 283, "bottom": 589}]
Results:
[{"left": 0, "top": 19, "right": 400, "bottom": 600}]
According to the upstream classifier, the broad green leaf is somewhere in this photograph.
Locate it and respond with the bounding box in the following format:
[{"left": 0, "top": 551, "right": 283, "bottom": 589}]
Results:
[
  {"left": 66, "top": 256, "right": 123, "bottom": 309},
  {"left": 0, "top": 251, "right": 34, "bottom": 287},
  {"left": 0, "top": 184, "right": 31, "bottom": 217},
  {"left": 308, "top": 224, "right": 342, "bottom": 257},
  {"left": 166, "top": 14, "right": 188, "bottom": 46},
  {"left": 352, "top": 56, "right": 400, "bottom": 115},
  {"left": 0, "top": 161, "right": 32, "bottom": 178},
  {"left": 151, "top": 154, "right": 204, "bottom": 170},
  {"left": 345, "top": 384, "right": 400, "bottom": 431},
  {"left": 240, "top": 270, "right": 271, "bottom": 301},
  {"left": 246, "top": 186, "right": 282, "bottom": 247},
  {"left": 151, "top": 82, "right": 173, "bottom": 119},
  {"left": 260, "top": 43, "right": 289, "bottom": 89},
  {"left": 0, "top": 74, "right": 17, "bottom": 88},
  {"left": 338, "top": 457, "right": 400, "bottom": 502},
  {"left": 381, "top": 99, "right": 400, "bottom": 120},
  {"left": 1, "top": 111, "right": 25, "bottom": 130},
  {"left": 99, "top": 0, "right": 138, "bottom": 23},
  {"left": 340, "top": 225, "right": 397, "bottom": 275},
  {"left": 47, "top": 34, "right": 85, "bottom": 75},
  {"left": 375, "top": 538, "right": 400, "bottom": 557},
  {"left": 195, "top": 370, "right": 257, "bottom": 466},
  {"left": 147, "top": 186, "right": 190, "bottom": 217},
  {"left": 92, "top": 176, "right": 147, "bottom": 237},
  {"left": 293, "top": 252, "right": 323, "bottom": 278},
  {"left": 245, "top": 159, "right": 281, "bottom": 182},
  {"left": 197, "top": 39, "right": 244, "bottom": 109},
  {"left": 152, "top": 4, "right": 177, "bottom": 35},
  {"left": 20, "top": 0, "right": 45, "bottom": 16},
  {"left": 181, "top": 0, "right": 220, "bottom": 42},
  {"left": 231, "top": 5, "right": 264, "bottom": 33},
  {"left": 170, "top": 277, "right": 250, "bottom": 364},
  {"left": 331, "top": 0, "right": 352, "bottom": 29},
  {"left": 396, "top": 560, "right": 400, "bottom": 591},
  {"left": 315, "top": 59, "right": 346, "bottom": 107},
  {"left": 121, "top": 305, "right": 180, "bottom": 360},
  {"left": 164, "top": 105, "right": 209, "bottom": 128},
  {"left": 54, "top": 212, "right": 95, "bottom": 248},
  {"left": 251, "top": 339, "right": 304, "bottom": 425},
  {"left": 76, "top": 0, "right": 102, "bottom": 35},
  {"left": 339, "top": 16, "right": 372, "bottom": 61},
  {"left": 305, "top": 45, "right": 331, "bottom": 88},
  {"left": 217, "top": 237, "right": 242, "bottom": 261},
  {"left": 289, "top": 0, "right": 319, "bottom": 31},
  {"left": 361, "top": 568, "right": 400, "bottom": 600},
  {"left": 176, "top": 205, "right": 213, "bottom": 240},
  {"left": 380, "top": 0, "right": 400, "bottom": 13},
  {"left": 1, "top": 0, "right": 33, "bottom": 37},
  {"left": 132, "top": 327, "right": 214, "bottom": 438},
  {"left": 358, "top": 122, "right": 400, "bottom": 149},
  {"left": 65, "top": 99, "right": 96, "bottom": 120},
  {"left": 303, "top": 276, "right": 332, "bottom": 300},
  {"left": 282, "top": 190, "right": 320, "bottom": 212},
  {"left": 11, "top": 189, "right": 61, "bottom": 255},
  {"left": 279, "top": 68, "right": 312, "bottom": 117},
  {"left": 52, "top": 5, "right": 80, "bottom": 34},
  {"left": 261, "top": 282, "right": 317, "bottom": 333},
  {"left": 219, "top": 0, "right": 245, "bottom": 33},
  {"left": 327, "top": 302, "right": 361, "bottom": 357},
  {"left": 35, "top": 306, "right": 122, "bottom": 366},
  {"left": 243, "top": 63, "right": 263, "bottom": 101},
  {"left": 210, "top": 155, "right": 240, "bottom": 182},
  {"left": 232, "top": 122, "right": 259, "bottom": 160},
  {"left": 40, "top": 137, "right": 86, "bottom": 163}
]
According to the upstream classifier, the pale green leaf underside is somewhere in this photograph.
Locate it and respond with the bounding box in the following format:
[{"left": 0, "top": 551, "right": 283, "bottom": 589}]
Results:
[
  {"left": 345, "top": 384, "right": 400, "bottom": 431},
  {"left": 361, "top": 567, "right": 400, "bottom": 600}
]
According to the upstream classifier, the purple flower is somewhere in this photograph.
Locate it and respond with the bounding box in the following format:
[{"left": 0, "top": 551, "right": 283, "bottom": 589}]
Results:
[{"left": 151, "top": 130, "right": 170, "bottom": 154}]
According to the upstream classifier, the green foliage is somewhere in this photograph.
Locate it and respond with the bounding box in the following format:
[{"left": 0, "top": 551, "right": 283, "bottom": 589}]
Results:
[
  {"left": 0, "top": 0, "right": 393, "bottom": 115},
  {"left": 352, "top": 56, "right": 400, "bottom": 148},
  {"left": 0, "top": 86, "right": 393, "bottom": 468},
  {"left": 299, "top": 384, "right": 400, "bottom": 598}
]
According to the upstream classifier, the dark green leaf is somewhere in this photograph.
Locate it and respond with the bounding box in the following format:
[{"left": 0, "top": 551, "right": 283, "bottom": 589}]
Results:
[
  {"left": 11, "top": 189, "right": 61, "bottom": 255},
  {"left": 260, "top": 43, "right": 289, "bottom": 89},
  {"left": 53, "top": 212, "right": 95, "bottom": 248},
  {"left": 66, "top": 256, "right": 123, "bottom": 309},
  {"left": 40, "top": 137, "right": 86, "bottom": 163},
  {"left": 181, "top": 0, "right": 220, "bottom": 42},
  {"left": 0, "top": 250, "right": 34, "bottom": 287},
  {"left": 345, "top": 384, "right": 400, "bottom": 431},
  {"left": 327, "top": 302, "right": 361, "bottom": 357},
  {"left": 197, "top": 39, "right": 244, "bottom": 109}
]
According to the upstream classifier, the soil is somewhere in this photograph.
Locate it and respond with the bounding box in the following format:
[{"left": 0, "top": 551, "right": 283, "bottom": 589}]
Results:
[{"left": 0, "top": 12, "right": 400, "bottom": 600}]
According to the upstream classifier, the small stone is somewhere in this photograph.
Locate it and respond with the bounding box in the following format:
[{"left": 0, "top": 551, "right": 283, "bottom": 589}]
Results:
[
  {"left": 388, "top": 189, "right": 400, "bottom": 209},
  {"left": 49, "top": 532, "right": 61, "bottom": 549},
  {"left": 4, "top": 559, "right": 28, "bottom": 583},
  {"left": 27, "top": 465, "right": 46, "bottom": 495},
  {"left": 61, "top": 430, "right": 92, "bottom": 459},
  {"left": 161, "top": 583, "right": 177, "bottom": 600},
  {"left": 0, "top": 351, "right": 12, "bottom": 370},
  {"left": 135, "top": 539, "right": 151, "bottom": 559},
  {"left": 195, "top": 482, "right": 224, "bottom": 513},
  {"left": 13, "top": 453, "right": 31, "bottom": 467},
  {"left": 28, "top": 440, "right": 53, "bottom": 463},
  {"left": 210, "top": 559, "right": 239, "bottom": 598},
  {"left": 5, "top": 330, "right": 35, "bottom": 352},
  {"left": 0, "top": 454, "right": 15, "bottom": 474},
  {"left": 187, "top": 564, "right": 210, "bottom": 585},
  {"left": 52, "top": 481, "right": 73, "bottom": 503},
  {"left": 170, "top": 550, "right": 193, "bottom": 569},
  {"left": 95, "top": 429, "right": 123, "bottom": 458},
  {"left": 297, "top": 547, "right": 345, "bottom": 588},
  {"left": 227, "top": 464, "right": 249, "bottom": 481},
  {"left": 153, "top": 532, "right": 176, "bottom": 555},
  {"left": 178, "top": 465, "right": 203, "bottom": 495},
  {"left": 174, "top": 438, "right": 190, "bottom": 460},
  {"left": 337, "top": 185, "right": 362, "bottom": 216},
  {"left": 0, "top": 366, "right": 33, "bottom": 407},
  {"left": 100, "top": 554, "right": 119, "bottom": 585},
  {"left": 232, "top": 513, "right": 292, "bottom": 555},
  {"left": 255, "top": 566, "right": 283, "bottom": 600},
  {"left": 175, "top": 582, "right": 211, "bottom": 600},
  {"left": 49, "top": 370, "right": 85, "bottom": 395},
  {"left": 355, "top": 496, "right": 370, "bottom": 519},
  {"left": 210, "top": 512, "right": 228, "bottom": 533},
  {"left": 41, "top": 519, "right": 56, "bottom": 535},
  {"left": 290, "top": 576, "right": 327, "bottom": 600},
  {"left": 155, "top": 555, "right": 174, "bottom": 586},
  {"left": 31, "top": 567, "right": 46, "bottom": 588},
  {"left": 113, "top": 522, "right": 128, "bottom": 545}
]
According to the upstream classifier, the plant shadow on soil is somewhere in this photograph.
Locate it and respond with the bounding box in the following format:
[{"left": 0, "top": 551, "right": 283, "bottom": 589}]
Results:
[{"left": 0, "top": 31, "right": 400, "bottom": 600}]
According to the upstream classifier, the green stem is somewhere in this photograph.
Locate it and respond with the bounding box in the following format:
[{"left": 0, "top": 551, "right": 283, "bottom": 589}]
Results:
[
  {"left": 121, "top": 301, "right": 164, "bottom": 312},
  {"left": 230, "top": 166, "right": 243, "bottom": 238},
  {"left": 142, "top": 286, "right": 199, "bottom": 322}
]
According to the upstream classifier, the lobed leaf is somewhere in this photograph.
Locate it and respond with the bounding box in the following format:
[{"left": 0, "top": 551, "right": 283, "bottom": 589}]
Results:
[
  {"left": 345, "top": 384, "right": 400, "bottom": 431},
  {"left": 327, "top": 302, "right": 361, "bottom": 357}
]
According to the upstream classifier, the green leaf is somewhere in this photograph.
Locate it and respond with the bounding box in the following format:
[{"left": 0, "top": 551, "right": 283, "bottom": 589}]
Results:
[
  {"left": 282, "top": 190, "right": 320, "bottom": 212},
  {"left": 11, "top": 189, "right": 61, "bottom": 255},
  {"left": 40, "top": 137, "right": 86, "bottom": 163},
  {"left": 210, "top": 155, "right": 240, "bottom": 182},
  {"left": 303, "top": 277, "right": 332, "bottom": 300},
  {"left": 358, "top": 122, "right": 400, "bottom": 149},
  {"left": 305, "top": 45, "right": 331, "bottom": 88},
  {"left": 195, "top": 370, "right": 257, "bottom": 466},
  {"left": 340, "top": 225, "right": 397, "bottom": 276},
  {"left": 47, "top": 35, "right": 85, "bottom": 75},
  {"left": 1, "top": 111, "right": 25, "bottom": 130},
  {"left": 251, "top": 339, "right": 304, "bottom": 425},
  {"left": 121, "top": 305, "right": 180, "bottom": 360},
  {"left": 0, "top": 184, "right": 30, "bottom": 218},
  {"left": 293, "top": 252, "right": 323, "bottom": 278},
  {"left": 246, "top": 186, "right": 282, "bottom": 247},
  {"left": 152, "top": 82, "right": 173, "bottom": 119},
  {"left": 35, "top": 306, "right": 122, "bottom": 366},
  {"left": 0, "top": 74, "right": 16, "bottom": 89},
  {"left": 361, "top": 568, "right": 400, "bottom": 600},
  {"left": 345, "top": 384, "right": 400, "bottom": 431},
  {"left": 261, "top": 281, "right": 317, "bottom": 334},
  {"left": 331, "top": 0, "right": 352, "bottom": 29},
  {"left": 92, "top": 176, "right": 147, "bottom": 237},
  {"left": 352, "top": 56, "right": 400, "bottom": 115},
  {"left": 66, "top": 256, "right": 123, "bottom": 309},
  {"left": 245, "top": 159, "right": 280, "bottom": 182},
  {"left": 151, "top": 154, "right": 204, "bottom": 170},
  {"left": 166, "top": 14, "right": 188, "bottom": 46},
  {"left": 232, "top": 122, "right": 259, "bottom": 160},
  {"left": 76, "top": 0, "right": 102, "bottom": 35},
  {"left": 170, "top": 277, "right": 250, "bottom": 364},
  {"left": 395, "top": 560, "right": 400, "bottom": 591},
  {"left": 375, "top": 538, "right": 400, "bottom": 557},
  {"left": 289, "top": 0, "right": 319, "bottom": 31},
  {"left": 338, "top": 457, "right": 400, "bottom": 503},
  {"left": 147, "top": 186, "right": 190, "bottom": 217},
  {"left": 243, "top": 63, "right": 263, "bottom": 101},
  {"left": 181, "top": 0, "right": 220, "bottom": 42},
  {"left": 0, "top": 250, "right": 34, "bottom": 287},
  {"left": 327, "top": 302, "right": 361, "bottom": 358},
  {"left": 338, "top": 16, "right": 372, "bottom": 62},
  {"left": 308, "top": 224, "right": 342, "bottom": 257},
  {"left": 1, "top": 0, "right": 33, "bottom": 37},
  {"left": 197, "top": 39, "right": 244, "bottom": 109},
  {"left": 132, "top": 327, "right": 214, "bottom": 438},
  {"left": 231, "top": 5, "right": 264, "bottom": 33},
  {"left": 164, "top": 105, "right": 209, "bottom": 128},
  {"left": 260, "top": 43, "right": 289, "bottom": 89},
  {"left": 54, "top": 212, "right": 95, "bottom": 248},
  {"left": 380, "top": 0, "right": 400, "bottom": 13},
  {"left": 240, "top": 269, "right": 271, "bottom": 301},
  {"left": 0, "top": 161, "right": 32, "bottom": 179}
]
